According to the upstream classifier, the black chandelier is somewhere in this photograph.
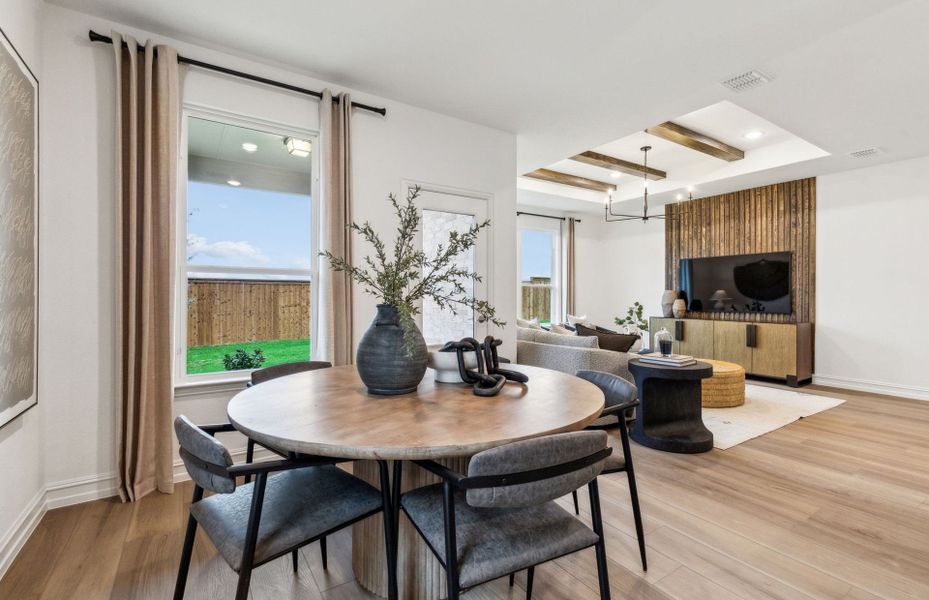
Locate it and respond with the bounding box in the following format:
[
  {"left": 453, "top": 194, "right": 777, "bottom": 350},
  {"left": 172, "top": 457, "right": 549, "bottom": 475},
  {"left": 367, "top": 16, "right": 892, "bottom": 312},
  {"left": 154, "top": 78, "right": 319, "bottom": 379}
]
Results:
[{"left": 604, "top": 145, "right": 668, "bottom": 223}]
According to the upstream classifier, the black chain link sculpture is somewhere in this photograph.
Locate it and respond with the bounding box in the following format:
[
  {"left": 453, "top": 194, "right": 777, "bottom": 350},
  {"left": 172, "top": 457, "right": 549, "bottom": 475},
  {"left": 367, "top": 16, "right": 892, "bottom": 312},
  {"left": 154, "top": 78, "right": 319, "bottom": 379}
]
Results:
[{"left": 439, "top": 336, "right": 529, "bottom": 396}]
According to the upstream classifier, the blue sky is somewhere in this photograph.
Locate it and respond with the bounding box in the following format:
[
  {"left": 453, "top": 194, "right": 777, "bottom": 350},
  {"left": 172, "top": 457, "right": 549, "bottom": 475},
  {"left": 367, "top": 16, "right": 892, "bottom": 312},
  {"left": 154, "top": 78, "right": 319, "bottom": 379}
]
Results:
[
  {"left": 520, "top": 229, "right": 554, "bottom": 281},
  {"left": 187, "top": 182, "right": 312, "bottom": 270}
]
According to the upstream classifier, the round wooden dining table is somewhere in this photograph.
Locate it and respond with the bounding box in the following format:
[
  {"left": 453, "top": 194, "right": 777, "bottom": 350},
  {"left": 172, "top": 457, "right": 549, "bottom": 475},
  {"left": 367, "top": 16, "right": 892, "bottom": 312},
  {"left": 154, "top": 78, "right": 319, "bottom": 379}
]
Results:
[{"left": 227, "top": 363, "right": 605, "bottom": 599}]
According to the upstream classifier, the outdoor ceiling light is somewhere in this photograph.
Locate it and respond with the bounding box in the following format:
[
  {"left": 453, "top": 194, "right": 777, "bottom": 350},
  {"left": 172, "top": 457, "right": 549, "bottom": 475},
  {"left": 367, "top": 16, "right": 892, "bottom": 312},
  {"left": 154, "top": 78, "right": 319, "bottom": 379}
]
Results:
[
  {"left": 743, "top": 130, "right": 764, "bottom": 140},
  {"left": 241, "top": 142, "right": 258, "bottom": 152},
  {"left": 226, "top": 179, "right": 241, "bottom": 187},
  {"left": 284, "top": 137, "right": 312, "bottom": 157}
]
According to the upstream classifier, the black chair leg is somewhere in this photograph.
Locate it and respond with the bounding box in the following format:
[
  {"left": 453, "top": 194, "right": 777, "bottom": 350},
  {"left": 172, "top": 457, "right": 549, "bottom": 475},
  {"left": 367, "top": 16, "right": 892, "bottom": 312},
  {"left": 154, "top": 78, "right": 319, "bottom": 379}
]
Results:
[
  {"left": 292, "top": 549, "right": 299, "bottom": 572},
  {"left": 391, "top": 460, "right": 403, "bottom": 561},
  {"left": 378, "top": 461, "right": 398, "bottom": 600},
  {"left": 442, "top": 481, "right": 460, "bottom": 600},
  {"left": 526, "top": 566, "right": 535, "bottom": 600},
  {"left": 572, "top": 490, "right": 580, "bottom": 515},
  {"left": 319, "top": 536, "right": 328, "bottom": 570},
  {"left": 589, "top": 480, "right": 611, "bottom": 600},
  {"left": 173, "top": 515, "right": 198, "bottom": 600},
  {"left": 173, "top": 486, "right": 203, "bottom": 600},
  {"left": 236, "top": 473, "right": 267, "bottom": 600},
  {"left": 619, "top": 415, "right": 647, "bottom": 571},
  {"left": 509, "top": 573, "right": 515, "bottom": 587},
  {"left": 244, "top": 439, "right": 255, "bottom": 484}
]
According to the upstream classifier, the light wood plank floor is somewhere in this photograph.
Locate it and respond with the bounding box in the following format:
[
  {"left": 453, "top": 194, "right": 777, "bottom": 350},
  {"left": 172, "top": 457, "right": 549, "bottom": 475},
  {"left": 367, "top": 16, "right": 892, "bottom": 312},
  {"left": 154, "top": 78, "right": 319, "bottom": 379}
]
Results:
[{"left": 2, "top": 384, "right": 928, "bottom": 599}]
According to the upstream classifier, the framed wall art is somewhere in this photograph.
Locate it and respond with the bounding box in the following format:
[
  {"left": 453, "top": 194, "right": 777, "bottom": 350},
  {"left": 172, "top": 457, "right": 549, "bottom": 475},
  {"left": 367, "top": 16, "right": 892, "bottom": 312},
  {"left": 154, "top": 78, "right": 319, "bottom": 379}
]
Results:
[{"left": 0, "top": 26, "right": 39, "bottom": 428}]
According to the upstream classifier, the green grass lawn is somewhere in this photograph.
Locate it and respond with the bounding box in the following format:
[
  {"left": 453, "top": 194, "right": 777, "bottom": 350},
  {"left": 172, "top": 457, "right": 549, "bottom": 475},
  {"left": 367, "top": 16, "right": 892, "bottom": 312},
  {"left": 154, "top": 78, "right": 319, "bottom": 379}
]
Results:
[{"left": 187, "top": 338, "right": 311, "bottom": 375}]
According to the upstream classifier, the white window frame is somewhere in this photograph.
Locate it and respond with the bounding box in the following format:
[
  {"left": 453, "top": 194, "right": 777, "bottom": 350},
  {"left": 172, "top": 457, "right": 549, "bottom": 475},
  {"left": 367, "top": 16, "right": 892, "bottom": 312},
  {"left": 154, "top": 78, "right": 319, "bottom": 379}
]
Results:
[
  {"left": 517, "top": 215, "right": 563, "bottom": 323},
  {"left": 174, "top": 104, "right": 320, "bottom": 388}
]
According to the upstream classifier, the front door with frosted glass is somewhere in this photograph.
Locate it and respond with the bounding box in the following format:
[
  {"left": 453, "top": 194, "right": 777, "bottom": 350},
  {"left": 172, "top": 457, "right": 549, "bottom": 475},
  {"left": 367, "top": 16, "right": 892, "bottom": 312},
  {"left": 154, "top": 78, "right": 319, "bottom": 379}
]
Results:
[{"left": 412, "top": 186, "right": 490, "bottom": 347}]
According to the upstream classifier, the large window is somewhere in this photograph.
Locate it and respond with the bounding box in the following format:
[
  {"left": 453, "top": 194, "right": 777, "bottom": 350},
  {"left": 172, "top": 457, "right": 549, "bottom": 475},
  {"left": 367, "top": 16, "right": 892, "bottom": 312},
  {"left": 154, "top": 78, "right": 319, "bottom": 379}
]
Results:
[
  {"left": 518, "top": 216, "right": 562, "bottom": 324},
  {"left": 177, "top": 112, "right": 316, "bottom": 383}
]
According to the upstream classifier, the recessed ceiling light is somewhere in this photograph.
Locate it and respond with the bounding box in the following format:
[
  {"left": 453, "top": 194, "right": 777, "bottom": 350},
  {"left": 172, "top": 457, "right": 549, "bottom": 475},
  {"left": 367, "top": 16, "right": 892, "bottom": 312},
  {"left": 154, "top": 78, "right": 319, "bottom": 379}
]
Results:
[
  {"left": 227, "top": 179, "right": 241, "bottom": 187},
  {"left": 284, "top": 137, "right": 311, "bottom": 157},
  {"left": 241, "top": 142, "right": 258, "bottom": 152},
  {"left": 609, "top": 171, "right": 621, "bottom": 179},
  {"left": 686, "top": 185, "right": 695, "bottom": 192},
  {"left": 676, "top": 193, "right": 684, "bottom": 201},
  {"left": 743, "top": 130, "right": 764, "bottom": 140}
]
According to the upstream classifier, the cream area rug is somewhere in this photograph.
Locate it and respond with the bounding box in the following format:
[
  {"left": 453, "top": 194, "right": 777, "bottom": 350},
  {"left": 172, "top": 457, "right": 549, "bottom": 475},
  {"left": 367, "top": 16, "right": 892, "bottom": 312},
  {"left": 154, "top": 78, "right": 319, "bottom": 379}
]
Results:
[{"left": 702, "top": 384, "right": 845, "bottom": 450}]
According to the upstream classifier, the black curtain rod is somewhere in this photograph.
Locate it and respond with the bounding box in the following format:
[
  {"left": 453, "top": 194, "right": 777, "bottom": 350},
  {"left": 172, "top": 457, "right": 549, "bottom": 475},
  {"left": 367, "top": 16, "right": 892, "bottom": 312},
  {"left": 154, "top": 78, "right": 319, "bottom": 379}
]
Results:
[
  {"left": 517, "top": 211, "right": 581, "bottom": 223},
  {"left": 88, "top": 30, "right": 387, "bottom": 116}
]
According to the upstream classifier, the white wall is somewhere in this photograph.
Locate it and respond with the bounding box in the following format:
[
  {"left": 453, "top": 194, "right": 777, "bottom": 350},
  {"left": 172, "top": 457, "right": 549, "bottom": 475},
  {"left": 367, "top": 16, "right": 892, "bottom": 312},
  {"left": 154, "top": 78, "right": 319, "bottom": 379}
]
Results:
[
  {"left": 0, "top": 0, "right": 46, "bottom": 577},
  {"left": 815, "top": 157, "right": 929, "bottom": 400},
  {"left": 32, "top": 3, "right": 516, "bottom": 507},
  {"left": 573, "top": 218, "right": 665, "bottom": 329}
]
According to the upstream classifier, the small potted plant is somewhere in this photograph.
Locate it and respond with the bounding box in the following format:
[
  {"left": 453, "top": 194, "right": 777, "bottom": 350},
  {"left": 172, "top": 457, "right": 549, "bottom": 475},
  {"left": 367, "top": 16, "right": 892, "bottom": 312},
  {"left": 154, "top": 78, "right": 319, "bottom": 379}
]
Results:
[
  {"left": 323, "top": 186, "right": 504, "bottom": 395},
  {"left": 615, "top": 301, "right": 648, "bottom": 334}
]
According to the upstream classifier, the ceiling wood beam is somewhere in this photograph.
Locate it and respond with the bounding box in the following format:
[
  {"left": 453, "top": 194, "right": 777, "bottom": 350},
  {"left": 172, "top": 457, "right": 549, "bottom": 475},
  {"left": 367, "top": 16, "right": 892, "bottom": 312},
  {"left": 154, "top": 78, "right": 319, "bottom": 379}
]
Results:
[
  {"left": 570, "top": 150, "right": 667, "bottom": 180},
  {"left": 645, "top": 121, "right": 745, "bottom": 161},
  {"left": 523, "top": 168, "right": 616, "bottom": 193}
]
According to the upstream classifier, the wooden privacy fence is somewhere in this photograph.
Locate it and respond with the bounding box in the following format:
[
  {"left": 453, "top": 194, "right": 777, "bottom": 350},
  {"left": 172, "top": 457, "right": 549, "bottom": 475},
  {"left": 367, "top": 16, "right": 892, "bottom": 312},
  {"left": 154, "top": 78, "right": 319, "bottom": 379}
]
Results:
[
  {"left": 187, "top": 279, "right": 310, "bottom": 347},
  {"left": 521, "top": 283, "right": 552, "bottom": 322}
]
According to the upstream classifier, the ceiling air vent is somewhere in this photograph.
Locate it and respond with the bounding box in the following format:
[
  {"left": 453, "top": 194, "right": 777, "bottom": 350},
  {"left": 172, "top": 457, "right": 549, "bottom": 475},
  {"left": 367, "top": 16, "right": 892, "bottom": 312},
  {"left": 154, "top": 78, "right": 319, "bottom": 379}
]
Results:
[
  {"left": 720, "top": 70, "right": 771, "bottom": 93},
  {"left": 849, "top": 147, "right": 880, "bottom": 158}
]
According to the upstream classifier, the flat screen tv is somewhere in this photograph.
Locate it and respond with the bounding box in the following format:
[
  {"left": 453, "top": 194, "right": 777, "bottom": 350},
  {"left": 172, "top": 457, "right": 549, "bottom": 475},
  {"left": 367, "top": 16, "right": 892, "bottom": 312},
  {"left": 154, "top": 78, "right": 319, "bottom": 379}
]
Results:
[{"left": 679, "top": 252, "right": 792, "bottom": 315}]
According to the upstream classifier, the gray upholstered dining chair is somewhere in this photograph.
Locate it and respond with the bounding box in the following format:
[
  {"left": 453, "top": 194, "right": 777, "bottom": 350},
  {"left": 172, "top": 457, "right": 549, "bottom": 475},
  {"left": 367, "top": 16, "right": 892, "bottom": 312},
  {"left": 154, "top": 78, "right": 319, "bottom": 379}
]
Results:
[
  {"left": 244, "top": 360, "right": 335, "bottom": 565},
  {"left": 244, "top": 360, "right": 332, "bottom": 471},
  {"left": 249, "top": 360, "right": 332, "bottom": 386},
  {"left": 397, "top": 431, "right": 613, "bottom": 600},
  {"left": 571, "top": 370, "right": 647, "bottom": 572},
  {"left": 172, "top": 415, "right": 398, "bottom": 600}
]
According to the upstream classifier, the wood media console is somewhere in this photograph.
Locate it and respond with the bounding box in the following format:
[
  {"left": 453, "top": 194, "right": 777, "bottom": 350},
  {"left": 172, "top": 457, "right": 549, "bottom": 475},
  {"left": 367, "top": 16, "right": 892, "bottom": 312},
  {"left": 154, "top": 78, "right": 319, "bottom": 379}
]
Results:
[{"left": 650, "top": 317, "right": 812, "bottom": 387}]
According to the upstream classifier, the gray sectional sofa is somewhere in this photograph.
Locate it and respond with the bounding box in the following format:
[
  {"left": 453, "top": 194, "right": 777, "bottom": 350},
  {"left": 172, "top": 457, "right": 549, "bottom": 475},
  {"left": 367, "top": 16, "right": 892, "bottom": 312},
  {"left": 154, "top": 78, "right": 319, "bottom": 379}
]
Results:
[{"left": 515, "top": 326, "right": 634, "bottom": 383}]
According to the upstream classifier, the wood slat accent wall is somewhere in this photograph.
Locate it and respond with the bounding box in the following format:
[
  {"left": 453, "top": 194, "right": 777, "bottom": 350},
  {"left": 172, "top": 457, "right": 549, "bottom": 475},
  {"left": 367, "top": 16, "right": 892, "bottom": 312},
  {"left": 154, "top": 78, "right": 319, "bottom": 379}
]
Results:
[
  {"left": 187, "top": 279, "right": 310, "bottom": 346},
  {"left": 665, "top": 177, "right": 815, "bottom": 323}
]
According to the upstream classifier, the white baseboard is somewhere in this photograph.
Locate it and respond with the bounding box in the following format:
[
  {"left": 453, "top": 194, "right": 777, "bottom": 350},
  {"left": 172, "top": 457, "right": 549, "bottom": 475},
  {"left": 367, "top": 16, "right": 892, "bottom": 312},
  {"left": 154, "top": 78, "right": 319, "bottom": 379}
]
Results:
[
  {"left": 0, "top": 445, "right": 265, "bottom": 581},
  {"left": 0, "top": 488, "right": 46, "bottom": 580},
  {"left": 813, "top": 374, "right": 929, "bottom": 401},
  {"left": 45, "top": 472, "right": 118, "bottom": 510}
]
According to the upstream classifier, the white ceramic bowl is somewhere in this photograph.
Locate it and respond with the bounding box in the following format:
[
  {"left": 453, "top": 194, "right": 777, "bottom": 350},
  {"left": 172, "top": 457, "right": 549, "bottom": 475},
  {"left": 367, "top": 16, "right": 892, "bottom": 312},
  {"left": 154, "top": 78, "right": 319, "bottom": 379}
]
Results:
[{"left": 428, "top": 347, "right": 478, "bottom": 383}]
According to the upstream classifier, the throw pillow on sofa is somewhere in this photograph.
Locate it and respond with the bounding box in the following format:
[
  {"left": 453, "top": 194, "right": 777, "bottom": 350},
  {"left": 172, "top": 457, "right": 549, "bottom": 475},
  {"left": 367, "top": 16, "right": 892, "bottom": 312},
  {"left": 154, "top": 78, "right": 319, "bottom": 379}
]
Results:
[
  {"left": 549, "top": 323, "right": 576, "bottom": 335},
  {"left": 516, "top": 326, "right": 600, "bottom": 348},
  {"left": 566, "top": 313, "right": 593, "bottom": 328},
  {"left": 516, "top": 317, "right": 542, "bottom": 329},
  {"left": 575, "top": 323, "right": 638, "bottom": 352}
]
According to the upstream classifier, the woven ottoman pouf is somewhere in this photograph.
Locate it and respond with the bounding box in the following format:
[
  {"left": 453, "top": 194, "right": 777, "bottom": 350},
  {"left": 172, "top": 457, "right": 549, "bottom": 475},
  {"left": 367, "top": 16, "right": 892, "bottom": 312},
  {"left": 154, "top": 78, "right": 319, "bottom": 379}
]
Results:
[{"left": 700, "top": 359, "right": 746, "bottom": 408}]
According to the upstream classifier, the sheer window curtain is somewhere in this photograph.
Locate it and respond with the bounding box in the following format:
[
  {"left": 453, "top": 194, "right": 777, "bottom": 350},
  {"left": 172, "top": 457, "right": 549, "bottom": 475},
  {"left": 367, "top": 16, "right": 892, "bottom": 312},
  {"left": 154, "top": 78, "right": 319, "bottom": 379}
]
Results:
[
  {"left": 316, "top": 90, "right": 354, "bottom": 365},
  {"left": 112, "top": 33, "right": 183, "bottom": 501}
]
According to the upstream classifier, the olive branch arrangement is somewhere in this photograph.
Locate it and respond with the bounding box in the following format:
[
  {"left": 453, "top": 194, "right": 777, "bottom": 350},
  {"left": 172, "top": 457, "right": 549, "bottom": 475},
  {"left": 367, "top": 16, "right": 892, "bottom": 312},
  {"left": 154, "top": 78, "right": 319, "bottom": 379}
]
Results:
[{"left": 322, "top": 186, "right": 505, "bottom": 352}]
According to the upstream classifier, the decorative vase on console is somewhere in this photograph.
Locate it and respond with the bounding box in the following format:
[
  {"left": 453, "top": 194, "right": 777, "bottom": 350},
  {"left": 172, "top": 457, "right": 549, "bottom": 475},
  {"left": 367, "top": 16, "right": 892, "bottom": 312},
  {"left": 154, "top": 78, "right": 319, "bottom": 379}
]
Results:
[
  {"left": 672, "top": 299, "right": 686, "bottom": 319},
  {"left": 322, "top": 186, "right": 504, "bottom": 395},
  {"left": 661, "top": 290, "right": 677, "bottom": 318}
]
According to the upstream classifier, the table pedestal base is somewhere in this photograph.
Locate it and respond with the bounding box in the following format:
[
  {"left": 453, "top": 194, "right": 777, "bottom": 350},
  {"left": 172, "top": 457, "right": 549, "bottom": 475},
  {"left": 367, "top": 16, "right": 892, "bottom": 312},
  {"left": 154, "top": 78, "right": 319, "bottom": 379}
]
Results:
[{"left": 352, "top": 458, "right": 468, "bottom": 600}]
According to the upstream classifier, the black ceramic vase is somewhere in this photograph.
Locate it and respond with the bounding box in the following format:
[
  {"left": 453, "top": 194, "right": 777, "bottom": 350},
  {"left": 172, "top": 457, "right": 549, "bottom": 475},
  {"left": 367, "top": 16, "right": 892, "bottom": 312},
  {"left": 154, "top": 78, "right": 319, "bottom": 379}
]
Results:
[{"left": 356, "top": 304, "right": 428, "bottom": 395}]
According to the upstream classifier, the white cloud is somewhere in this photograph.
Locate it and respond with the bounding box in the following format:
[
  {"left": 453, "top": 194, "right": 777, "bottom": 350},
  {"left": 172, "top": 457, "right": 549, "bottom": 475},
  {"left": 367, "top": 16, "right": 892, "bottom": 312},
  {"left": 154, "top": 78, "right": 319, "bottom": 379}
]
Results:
[{"left": 187, "top": 234, "right": 270, "bottom": 264}]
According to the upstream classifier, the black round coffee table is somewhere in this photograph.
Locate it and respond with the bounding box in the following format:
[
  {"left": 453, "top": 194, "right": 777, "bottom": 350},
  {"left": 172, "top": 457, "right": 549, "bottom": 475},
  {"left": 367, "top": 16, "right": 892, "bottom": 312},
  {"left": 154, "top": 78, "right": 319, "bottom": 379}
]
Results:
[{"left": 628, "top": 358, "right": 714, "bottom": 453}]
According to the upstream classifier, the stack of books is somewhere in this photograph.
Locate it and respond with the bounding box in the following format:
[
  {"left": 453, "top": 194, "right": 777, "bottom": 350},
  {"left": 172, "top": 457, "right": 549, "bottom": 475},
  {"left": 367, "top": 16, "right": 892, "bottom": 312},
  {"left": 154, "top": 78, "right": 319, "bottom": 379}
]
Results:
[{"left": 638, "top": 352, "right": 697, "bottom": 367}]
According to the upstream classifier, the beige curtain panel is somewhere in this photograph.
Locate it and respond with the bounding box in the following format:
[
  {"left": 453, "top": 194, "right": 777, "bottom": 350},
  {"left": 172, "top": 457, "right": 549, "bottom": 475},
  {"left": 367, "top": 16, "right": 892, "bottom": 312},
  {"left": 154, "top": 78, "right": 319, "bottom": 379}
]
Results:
[
  {"left": 316, "top": 89, "right": 354, "bottom": 366},
  {"left": 112, "top": 33, "right": 182, "bottom": 502},
  {"left": 566, "top": 217, "right": 577, "bottom": 316}
]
